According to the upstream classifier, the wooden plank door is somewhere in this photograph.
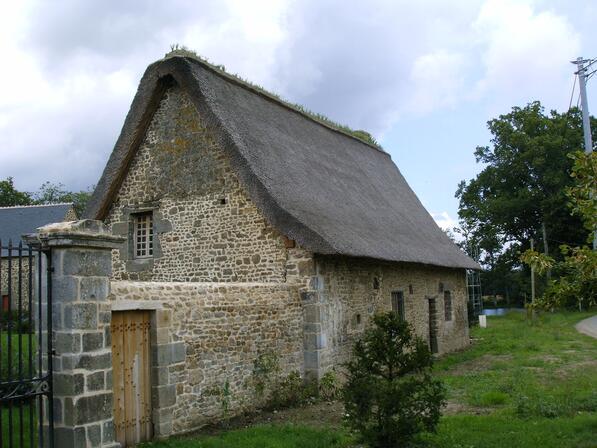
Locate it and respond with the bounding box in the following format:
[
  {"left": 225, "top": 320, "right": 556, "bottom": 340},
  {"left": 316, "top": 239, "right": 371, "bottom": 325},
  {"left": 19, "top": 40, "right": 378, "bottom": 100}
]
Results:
[{"left": 111, "top": 311, "right": 153, "bottom": 446}]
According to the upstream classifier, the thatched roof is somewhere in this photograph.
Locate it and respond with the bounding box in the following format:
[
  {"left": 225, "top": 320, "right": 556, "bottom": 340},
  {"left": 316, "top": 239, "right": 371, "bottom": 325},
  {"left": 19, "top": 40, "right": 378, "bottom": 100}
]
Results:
[{"left": 86, "top": 56, "right": 478, "bottom": 270}]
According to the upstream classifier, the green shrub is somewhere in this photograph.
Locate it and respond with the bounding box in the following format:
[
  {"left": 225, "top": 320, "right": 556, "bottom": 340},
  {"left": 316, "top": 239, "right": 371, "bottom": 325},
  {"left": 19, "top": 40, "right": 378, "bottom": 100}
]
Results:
[
  {"left": 0, "top": 310, "right": 33, "bottom": 334},
  {"left": 268, "top": 371, "right": 301, "bottom": 408},
  {"left": 251, "top": 352, "right": 281, "bottom": 397},
  {"left": 342, "top": 312, "right": 446, "bottom": 447},
  {"left": 319, "top": 370, "right": 340, "bottom": 401},
  {"left": 250, "top": 354, "right": 317, "bottom": 410},
  {"left": 204, "top": 380, "right": 232, "bottom": 421}
]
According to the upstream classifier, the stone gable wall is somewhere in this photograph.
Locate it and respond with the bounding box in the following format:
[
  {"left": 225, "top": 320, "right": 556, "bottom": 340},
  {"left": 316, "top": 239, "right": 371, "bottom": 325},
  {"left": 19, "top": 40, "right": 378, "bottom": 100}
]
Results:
[{"left": 105, "top": 87, "right": 288, "bottom": 283}]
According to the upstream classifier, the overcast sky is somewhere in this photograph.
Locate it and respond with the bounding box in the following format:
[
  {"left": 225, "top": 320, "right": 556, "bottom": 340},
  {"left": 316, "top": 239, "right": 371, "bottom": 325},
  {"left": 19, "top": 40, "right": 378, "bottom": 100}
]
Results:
[{"left": 0, "top": 0, "right": 595, "bottom": 229}]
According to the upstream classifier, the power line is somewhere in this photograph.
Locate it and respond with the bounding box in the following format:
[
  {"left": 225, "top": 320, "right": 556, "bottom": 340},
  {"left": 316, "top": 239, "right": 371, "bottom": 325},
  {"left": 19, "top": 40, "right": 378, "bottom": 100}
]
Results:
[{"left": 567, "top": 74, "right": 577, "bottom": 112}]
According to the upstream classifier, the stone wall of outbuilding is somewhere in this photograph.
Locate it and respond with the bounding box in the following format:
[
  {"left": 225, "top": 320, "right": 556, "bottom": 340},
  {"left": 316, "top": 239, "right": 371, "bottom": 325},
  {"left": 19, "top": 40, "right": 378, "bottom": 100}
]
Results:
[
  {"left": 109, "top": 280, "right": 304, "bottom": 435},
  {"left": 306, "top": 256, "right": 469, "bottom": 376},
  {"left": 0, "top": 257, "right": 32, "bottom": 311},
  {"left": 106, "top": 256, "right": 469, "bottom": 436}
]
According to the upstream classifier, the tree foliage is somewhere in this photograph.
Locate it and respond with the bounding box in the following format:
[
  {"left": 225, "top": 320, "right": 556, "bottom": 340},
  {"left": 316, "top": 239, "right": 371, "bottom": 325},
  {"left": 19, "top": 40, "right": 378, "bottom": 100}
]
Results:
[
  {"left": 33, "top": 181, "right": 93, "bottom": 217},
  {"left": 0, "top": 177, "right": 33, "bottom": 207},
  {"left": 456, "top": 102, "right": 595, "bottom": 302},
  {"left": 566, "top": 151, "right": 597, "bottom": 236},
  {"left": 521, "top": 151, "right": 597, "bottom": 311},
  {"left": 342, "top": 312, "right": 445, "bottom": 447},
  {"left": 0, "top": 178, "right": 92, "bottom": 217}
]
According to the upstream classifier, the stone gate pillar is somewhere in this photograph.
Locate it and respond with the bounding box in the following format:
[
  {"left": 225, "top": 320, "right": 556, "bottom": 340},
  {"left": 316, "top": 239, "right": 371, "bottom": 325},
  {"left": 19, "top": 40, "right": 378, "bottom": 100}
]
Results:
[{"left": 37, "top": 220, "right": 124, "bottom": 448}]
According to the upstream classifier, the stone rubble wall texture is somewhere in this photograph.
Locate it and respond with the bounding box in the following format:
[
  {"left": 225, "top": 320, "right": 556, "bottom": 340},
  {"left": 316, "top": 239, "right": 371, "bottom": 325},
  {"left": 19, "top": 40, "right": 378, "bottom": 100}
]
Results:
[
  {"left": 109, "top": 281, "right": 304, "bottom": 435},
  {"left": 64, "top": 206, "right": 79, "bottom": 222},
  {"left": 312, "top": 255, "right": 469, "bottom": 373},
  {"left": 0, "top": 257, "right": 32, "bottom": 310},
  {"left": 103, "top": 82, "right": 471, "bottom": 436},
  {"left": 105, "top": 87, "right": 288, "bottom": 283}
]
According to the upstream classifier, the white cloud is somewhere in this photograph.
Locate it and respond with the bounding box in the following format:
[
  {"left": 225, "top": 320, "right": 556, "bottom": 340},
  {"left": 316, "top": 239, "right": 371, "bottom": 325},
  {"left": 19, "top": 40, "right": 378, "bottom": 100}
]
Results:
[
  {"left": 472, "top": 0, "right": 580, "bottom": 111},
  {"left": 0, "top": 0, "right": 593, "bottom": 196},
  {"left": 431, "top": 211, "right": 457, "bottom": 232},
  {"left": 409, "top": 51, "right": 468, "bottom": 115},
  {"left": 0, "top": 0, "right": 292, "bottom": 191}
]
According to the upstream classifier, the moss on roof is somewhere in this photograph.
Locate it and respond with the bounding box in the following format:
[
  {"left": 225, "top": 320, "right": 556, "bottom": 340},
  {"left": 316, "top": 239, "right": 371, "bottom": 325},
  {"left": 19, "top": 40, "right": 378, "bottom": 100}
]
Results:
[{"left": 163, "top": 46, "right": 382, "bottom": 149}]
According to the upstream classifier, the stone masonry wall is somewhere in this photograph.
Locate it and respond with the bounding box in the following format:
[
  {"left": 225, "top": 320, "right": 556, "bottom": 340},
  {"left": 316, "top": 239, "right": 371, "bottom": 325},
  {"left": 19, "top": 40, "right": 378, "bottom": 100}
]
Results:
[
  {"left": 0, "top": 257, "right": 32, "bottom": 311},
  {"left": 64, "top": 206, "right": 78, "bottom": 221},
  {"left": 312, "top": 256, "right": 469, "bottom": 373},
  {"left": 105, "top": 87, "right": 288, "bottom": 283},
  {"left": 109, "top": 281, "right": 304, "bottom": 435}
]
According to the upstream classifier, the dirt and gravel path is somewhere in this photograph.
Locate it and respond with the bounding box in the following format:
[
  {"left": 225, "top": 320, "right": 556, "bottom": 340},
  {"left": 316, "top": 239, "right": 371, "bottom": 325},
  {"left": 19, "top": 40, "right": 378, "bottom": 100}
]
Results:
[{"left": 575, "top": 315, "right": 597, "bottom": 339}]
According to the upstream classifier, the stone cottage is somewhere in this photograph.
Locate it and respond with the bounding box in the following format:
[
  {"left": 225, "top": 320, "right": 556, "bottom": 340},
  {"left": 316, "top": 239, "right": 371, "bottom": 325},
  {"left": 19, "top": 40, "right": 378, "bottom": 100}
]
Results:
[{"left": 84, "top": 54, "right": 479, "bottom": 443}]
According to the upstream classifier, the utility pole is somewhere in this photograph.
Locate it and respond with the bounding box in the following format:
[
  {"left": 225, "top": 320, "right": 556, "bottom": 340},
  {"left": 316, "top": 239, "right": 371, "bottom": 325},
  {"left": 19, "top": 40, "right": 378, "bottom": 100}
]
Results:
[
  {"left": 572, "top": 57, "right": 596, "bottom": 249},
  {"left": 574, "top": 57, "right": 594, "bottom": 154}
]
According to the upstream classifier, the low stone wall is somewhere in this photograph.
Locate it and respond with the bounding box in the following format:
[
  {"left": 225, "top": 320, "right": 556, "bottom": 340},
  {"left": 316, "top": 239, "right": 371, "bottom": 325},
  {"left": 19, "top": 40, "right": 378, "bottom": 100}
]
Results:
[{"left": 109, "top": 281, "right": 304, "bottom": 435}]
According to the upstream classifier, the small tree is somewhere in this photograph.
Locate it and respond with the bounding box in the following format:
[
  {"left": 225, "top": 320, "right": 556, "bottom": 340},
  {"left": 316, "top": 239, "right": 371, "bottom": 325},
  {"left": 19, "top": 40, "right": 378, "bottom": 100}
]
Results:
[{"left": 342, "top": 312, "right": 446, "bottom": 447}]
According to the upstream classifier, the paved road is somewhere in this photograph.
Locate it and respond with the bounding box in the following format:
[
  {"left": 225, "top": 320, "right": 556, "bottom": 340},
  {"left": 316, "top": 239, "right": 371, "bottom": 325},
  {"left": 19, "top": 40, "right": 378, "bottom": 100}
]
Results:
[{"left": 575, "top": 315, "right": 597, "bottom": 339}]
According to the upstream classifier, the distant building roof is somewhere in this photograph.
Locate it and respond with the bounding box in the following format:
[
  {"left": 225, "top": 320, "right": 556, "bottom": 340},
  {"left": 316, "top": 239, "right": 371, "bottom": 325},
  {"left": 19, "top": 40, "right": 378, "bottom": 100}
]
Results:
[{"left": 0, "top": 203, "right": 74, "bottom": 251}]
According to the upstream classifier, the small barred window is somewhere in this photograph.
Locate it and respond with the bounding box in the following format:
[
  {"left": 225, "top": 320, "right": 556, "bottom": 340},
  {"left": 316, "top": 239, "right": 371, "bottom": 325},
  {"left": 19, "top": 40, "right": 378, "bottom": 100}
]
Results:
[
  {"left": 391, "top": 291, "right": 405, "bottom": 321},
  {"left": 133, "top": 212, "right": 153, "bottom": 259},
  {"left": 444, "top": 291, "right": 452, "bottom": 321}
]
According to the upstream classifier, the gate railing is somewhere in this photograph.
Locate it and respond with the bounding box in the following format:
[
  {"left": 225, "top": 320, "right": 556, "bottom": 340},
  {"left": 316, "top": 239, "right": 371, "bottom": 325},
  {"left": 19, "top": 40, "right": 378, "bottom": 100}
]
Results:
[{"left": 0, "top": 241, "right": 54, "bottom": 448}]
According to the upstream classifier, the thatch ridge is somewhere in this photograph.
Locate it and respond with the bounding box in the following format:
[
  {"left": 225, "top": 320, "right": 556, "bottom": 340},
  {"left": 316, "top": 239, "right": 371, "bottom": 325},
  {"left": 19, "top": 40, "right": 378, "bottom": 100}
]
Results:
[{"left": 162, "top": 51, "right": 384, "bottom": 152}]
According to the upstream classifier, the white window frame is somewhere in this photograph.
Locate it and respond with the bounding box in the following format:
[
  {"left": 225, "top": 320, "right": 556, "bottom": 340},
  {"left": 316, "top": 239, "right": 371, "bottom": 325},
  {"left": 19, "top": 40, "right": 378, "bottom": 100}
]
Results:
[{"left": 133, "top": 212, "right": 154, "bottom": 259}]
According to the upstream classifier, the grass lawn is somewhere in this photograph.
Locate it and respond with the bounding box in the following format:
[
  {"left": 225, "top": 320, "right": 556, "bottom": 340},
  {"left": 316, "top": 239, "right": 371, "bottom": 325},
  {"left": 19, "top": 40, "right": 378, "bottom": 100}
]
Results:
[
  {"left": 0, "top": 405, "right": 37, "bottom": 448},
  {"left": 141, "top": 424, "right": 353, "bottom": 448},
  {"left": 143, "top": 311, "right": 597, "bottom": 448},
  {"left": 1, "top": 333, "right": 38, "bottom": 448},
  {"left": 1, "top": 333, "right": 35, "bottom": 379}
]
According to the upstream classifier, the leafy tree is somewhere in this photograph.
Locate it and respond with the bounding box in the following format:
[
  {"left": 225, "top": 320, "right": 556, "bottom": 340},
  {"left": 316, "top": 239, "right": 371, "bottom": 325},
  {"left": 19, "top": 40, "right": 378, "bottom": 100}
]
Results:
[
  {"left": 456, "top": 102, "right": 595, "bottom": 302},
  {"left": 0, "top": 177, "right": 33, "bottom": 207},
  {"left": 521, "top": 151, "right": 597, "bottom": 311},
  {"left": 33, "top": 181, "right": 93, "bottom": 217},
  {"left": 342, "top": 312, "right": 445, "bottom": 447},
  {"left": 0, "top": 178, "right": 93, "bottom": 217}
]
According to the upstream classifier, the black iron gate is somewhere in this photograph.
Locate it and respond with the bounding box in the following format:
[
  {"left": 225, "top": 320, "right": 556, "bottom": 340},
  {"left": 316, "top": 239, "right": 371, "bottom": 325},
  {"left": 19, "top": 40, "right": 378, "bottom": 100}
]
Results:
[{"left": 0, "top": 241, "right": 54, "bottom": 448}]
